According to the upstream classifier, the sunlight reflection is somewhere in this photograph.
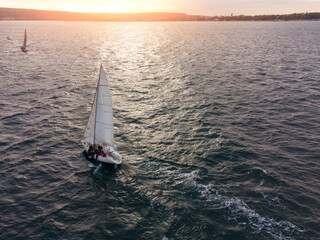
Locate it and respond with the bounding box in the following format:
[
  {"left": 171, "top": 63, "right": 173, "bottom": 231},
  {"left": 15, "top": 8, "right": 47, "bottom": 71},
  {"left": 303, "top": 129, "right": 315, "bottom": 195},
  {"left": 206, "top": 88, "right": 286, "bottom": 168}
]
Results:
[{"left": 62, "top": 0, "right": 162, "bottom": 13}]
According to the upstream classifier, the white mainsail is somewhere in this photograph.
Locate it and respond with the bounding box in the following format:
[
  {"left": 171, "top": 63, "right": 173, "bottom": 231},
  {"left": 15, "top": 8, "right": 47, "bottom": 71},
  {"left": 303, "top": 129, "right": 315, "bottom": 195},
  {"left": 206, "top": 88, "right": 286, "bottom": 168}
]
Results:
[
  {"left": 83, "top": 65, "right": 114, "bottom": 147},
  {"left": 23, "top": 30, "right": 27, "bottom": 48}
]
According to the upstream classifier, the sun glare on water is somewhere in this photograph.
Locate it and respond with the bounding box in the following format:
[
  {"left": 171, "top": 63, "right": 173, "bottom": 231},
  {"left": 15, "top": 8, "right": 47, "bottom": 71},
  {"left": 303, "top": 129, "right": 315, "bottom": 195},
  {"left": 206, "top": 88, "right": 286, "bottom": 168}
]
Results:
[{"left": 62, "top": 0, "right": 162, "bottom": 13}]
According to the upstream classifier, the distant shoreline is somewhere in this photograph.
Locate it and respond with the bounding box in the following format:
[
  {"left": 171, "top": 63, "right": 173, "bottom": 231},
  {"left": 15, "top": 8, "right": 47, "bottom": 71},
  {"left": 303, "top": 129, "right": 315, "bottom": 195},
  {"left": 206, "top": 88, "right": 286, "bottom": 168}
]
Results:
[
  {"left": 1, "top": 19, "right": 320, "bottom": 22},
  {"left": 1, "top": 7, "right": 320, "bottom": 22}
]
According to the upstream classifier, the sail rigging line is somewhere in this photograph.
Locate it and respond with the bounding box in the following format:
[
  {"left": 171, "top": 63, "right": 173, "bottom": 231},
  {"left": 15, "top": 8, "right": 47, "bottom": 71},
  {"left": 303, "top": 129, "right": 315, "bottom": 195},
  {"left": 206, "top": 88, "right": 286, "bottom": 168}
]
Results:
[
  {"left": 95, "top": 120, "right": 113, "bottom": 126},
  {"left": 97, "top": 103, "right": 112, "bottom": 106}
]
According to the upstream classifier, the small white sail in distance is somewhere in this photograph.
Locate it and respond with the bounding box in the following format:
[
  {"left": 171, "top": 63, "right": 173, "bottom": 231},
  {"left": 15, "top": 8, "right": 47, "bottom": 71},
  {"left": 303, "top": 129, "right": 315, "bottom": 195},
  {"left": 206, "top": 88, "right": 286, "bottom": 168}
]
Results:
[
  {"left": 21, "top": 29, "right": 27, "bottom": 52},
  {"left": 23, "top": 29, "right": 27, "bottom": 48}
]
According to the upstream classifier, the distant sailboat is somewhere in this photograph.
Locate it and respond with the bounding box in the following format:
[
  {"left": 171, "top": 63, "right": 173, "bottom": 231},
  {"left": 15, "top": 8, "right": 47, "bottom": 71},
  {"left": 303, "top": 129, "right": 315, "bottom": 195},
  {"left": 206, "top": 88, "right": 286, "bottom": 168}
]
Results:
[
  {"left": 81, "top": 65, "right": 122, "bottom": 167},
  {"left": 7, "top": 28, "right": 14, "bottom": 40},
  {"left": 21, "top": 29, "right": 27, "bottom": 52}
]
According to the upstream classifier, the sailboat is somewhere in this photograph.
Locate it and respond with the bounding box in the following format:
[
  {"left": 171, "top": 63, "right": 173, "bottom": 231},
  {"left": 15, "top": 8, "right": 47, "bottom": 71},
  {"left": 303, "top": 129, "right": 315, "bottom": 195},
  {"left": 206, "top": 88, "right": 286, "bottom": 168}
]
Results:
[
  {"left": 7, "top": 28, "right": 14, "bottom": 40},
  {"left": 21, "top": 29, "right": 27, "bottom": 52},
  {"left": 81, "top": 65, "right": 122, "bottom": 166}
]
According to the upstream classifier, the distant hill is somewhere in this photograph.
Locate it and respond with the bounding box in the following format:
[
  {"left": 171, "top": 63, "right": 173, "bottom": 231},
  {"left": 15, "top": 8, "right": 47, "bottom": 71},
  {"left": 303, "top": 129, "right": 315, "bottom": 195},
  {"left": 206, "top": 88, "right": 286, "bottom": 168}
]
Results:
[
  {"left": 0, "top": 7, "right": 319, "bottom": 21},
  {"left": 0, "top": 7, "right": 192, "bottom": 21}
]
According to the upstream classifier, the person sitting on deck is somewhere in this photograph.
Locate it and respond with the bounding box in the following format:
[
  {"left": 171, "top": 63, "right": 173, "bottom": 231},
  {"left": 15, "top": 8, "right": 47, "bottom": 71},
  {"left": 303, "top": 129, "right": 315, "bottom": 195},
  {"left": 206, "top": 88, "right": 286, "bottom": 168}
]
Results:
[
  {"left": 101, "top": 151, "right": 107, "bottom": 158},
  {"left": 96, "top": 147, "right": 101, "bottom": 155},
  {"left": 88, "top": 144, "right": 93, "bottom": 153},
  {"left": 88, "top": 145, "right": 95, "bottom": 158}
]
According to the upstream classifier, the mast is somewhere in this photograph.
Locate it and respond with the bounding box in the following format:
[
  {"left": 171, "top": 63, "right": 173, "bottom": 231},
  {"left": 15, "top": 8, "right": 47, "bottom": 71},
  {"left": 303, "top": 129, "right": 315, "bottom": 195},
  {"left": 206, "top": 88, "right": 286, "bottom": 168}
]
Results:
[{"left": 93, "top": 64, "right": 102, "bottom": 144}]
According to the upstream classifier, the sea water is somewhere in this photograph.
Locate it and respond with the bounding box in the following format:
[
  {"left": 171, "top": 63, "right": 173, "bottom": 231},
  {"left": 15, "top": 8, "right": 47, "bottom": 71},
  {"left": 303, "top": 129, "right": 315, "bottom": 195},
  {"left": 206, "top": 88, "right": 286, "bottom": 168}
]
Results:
[{"left": 0, "top": 21, "right": 319, "bottom": 239}]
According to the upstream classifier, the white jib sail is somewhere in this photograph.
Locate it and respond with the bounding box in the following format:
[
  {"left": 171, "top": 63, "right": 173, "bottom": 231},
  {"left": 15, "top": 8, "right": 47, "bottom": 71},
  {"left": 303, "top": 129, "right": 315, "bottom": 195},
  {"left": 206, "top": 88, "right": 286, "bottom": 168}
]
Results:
[{"left": 83, "top": 65, "right": 114, "bottom": 147}]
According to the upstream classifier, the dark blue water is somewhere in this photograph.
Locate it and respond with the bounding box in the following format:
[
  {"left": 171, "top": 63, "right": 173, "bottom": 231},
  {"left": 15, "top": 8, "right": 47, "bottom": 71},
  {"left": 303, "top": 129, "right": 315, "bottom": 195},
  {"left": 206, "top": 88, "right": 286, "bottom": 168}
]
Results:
[{"left": 0, "top": 21, "right": 319, "bottom": 240}]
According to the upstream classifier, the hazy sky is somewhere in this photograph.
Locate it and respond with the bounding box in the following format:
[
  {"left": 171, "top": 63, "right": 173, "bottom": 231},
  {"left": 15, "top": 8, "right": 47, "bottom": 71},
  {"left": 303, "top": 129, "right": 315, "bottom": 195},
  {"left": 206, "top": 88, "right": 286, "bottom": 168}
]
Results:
[{"left": 1, "top": 0, "right": 319, "bottom": 15}]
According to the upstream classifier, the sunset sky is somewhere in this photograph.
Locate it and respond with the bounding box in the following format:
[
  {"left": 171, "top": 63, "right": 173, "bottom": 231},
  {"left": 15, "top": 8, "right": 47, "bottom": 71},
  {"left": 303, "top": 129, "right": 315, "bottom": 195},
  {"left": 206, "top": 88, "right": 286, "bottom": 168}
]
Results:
[{"left": 0, "top": 0, "right": 319, "bottom": 15}]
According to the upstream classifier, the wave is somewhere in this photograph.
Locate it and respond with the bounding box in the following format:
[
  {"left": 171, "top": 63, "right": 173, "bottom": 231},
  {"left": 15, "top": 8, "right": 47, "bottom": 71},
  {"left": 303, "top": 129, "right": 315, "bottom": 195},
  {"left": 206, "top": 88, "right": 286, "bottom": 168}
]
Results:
[
  {"left": 144, "top": 158, "right": 303, "bottom": 239},
  {"left": 194, "top": 182, "right": 303, "bottom": 240}
]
